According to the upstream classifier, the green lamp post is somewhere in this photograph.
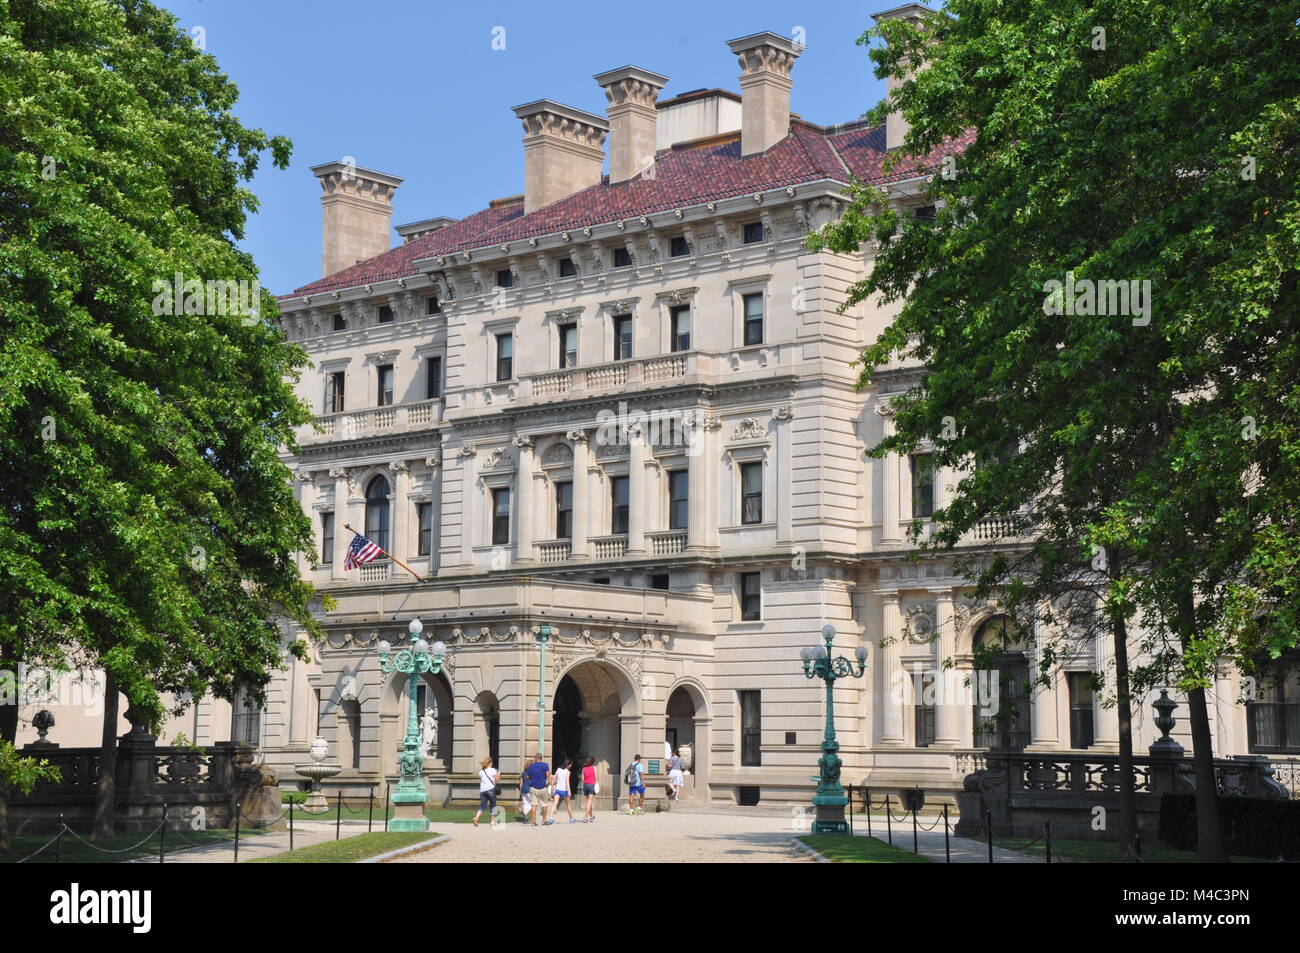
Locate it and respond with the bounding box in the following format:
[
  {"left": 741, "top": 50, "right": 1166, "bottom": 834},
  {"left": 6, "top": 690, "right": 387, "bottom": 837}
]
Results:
[
  {"left": 536, "top": 623, "right": 552, "bottom": 760},
  {"left": 378, "top": 618, "right": 447, "bottom": 832},
  {"left": 801, "top": 624, "right": 867, "bottom": 834}
]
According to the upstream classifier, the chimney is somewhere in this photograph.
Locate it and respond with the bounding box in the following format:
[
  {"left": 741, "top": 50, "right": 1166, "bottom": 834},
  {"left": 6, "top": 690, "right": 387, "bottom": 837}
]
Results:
[
  {"left": 512, "top": 100, "right": 610, "bottom": 214},
  {"left": 310, "top": 162, "right": 403, "bottom": 277},
  {"left": 725, "top": 32, "right": 802, "bottom": 157},
  {"left": 593, "top": 66, "right": 670, "bottom": 184},
  {"left": 871, "top": 3, "right": 937, "bottom": 151}
]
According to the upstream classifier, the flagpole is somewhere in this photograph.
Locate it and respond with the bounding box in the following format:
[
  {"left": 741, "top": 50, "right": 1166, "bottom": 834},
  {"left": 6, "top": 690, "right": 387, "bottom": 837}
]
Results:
[{"left": 343, "top": 523, "right": 424, "bottom": 582}]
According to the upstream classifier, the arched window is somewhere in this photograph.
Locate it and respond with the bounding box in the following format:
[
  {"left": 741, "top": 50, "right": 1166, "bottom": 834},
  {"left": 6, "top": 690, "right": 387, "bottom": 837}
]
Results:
[
  {"left": 972, "top": 615, "right": 1031, "bottom": 751},
  {"left": 365, "top": 475, "right": 391, "bottom": 553}
]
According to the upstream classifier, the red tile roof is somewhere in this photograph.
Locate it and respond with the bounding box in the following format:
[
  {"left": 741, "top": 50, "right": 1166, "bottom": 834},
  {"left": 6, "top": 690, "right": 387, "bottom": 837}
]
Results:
[{"left": 286, "top": 120, "right": 973, "bottom": 298}]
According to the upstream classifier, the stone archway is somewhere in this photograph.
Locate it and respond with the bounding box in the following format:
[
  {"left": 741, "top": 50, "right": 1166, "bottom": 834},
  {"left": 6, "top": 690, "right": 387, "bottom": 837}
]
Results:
[
  {"left": 382, "top": 667, "right": 454, "bottom": 777},
  {"left": 665, "top": 679, "right": 711, "bottom": 802},
  {"left": 550, "top": 659, "right": 639, "bottom": 807}
]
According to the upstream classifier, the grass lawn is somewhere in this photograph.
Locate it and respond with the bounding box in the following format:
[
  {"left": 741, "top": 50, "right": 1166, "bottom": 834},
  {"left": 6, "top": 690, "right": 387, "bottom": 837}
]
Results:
[
  {"left": 285, "top": 803, "right": 475, "bottom": 825},
  {"left": 249, "top": 831, "right": 440, "bottom": 864},
  {"left": 799, "top": 834, "right": 933, "bottom": 863},
  {"left": 1, "top": 827, "right": 262, "bottom": 864},
  {"left": 992, "top": 837, "right": 1275, "bottom": 864}
]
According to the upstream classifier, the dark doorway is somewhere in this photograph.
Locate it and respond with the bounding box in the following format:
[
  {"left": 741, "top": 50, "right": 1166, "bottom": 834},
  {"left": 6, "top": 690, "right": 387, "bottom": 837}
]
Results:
[{"left": 552, "top": 674, "right": 583, "bottom": 770}]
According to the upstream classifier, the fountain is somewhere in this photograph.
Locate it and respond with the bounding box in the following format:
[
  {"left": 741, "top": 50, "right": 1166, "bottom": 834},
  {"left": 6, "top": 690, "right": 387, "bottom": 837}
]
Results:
[{"left": 293, "top": 737, "right": 343, "bottom": 813}]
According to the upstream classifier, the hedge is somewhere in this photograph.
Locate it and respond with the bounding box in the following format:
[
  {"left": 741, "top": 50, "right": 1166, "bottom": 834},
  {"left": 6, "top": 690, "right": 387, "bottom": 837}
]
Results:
[{"left": 1158, "top": 793, "right": 1300, "bottom": 860}]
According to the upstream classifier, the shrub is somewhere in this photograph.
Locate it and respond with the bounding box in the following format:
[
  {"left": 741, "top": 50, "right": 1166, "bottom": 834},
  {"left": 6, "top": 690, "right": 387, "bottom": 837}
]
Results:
[{"left": 1158, "top": 793, "right": 1300, "bottom": 860}]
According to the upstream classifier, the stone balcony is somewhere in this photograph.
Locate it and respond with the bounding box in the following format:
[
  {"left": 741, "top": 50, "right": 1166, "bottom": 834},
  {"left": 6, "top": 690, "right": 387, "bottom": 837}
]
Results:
[{"left": 301, "top": 398, "right": 443, "bottom": 444}]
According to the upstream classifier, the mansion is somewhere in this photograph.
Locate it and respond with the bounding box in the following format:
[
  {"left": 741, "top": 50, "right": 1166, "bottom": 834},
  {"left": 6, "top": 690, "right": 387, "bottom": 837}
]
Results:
[{"left": 18, "top": 8, "right": 1290, "bottom": 810}]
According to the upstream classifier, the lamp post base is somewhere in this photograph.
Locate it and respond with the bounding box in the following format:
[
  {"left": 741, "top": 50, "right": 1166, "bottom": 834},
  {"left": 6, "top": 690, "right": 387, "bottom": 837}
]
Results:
[
  {"left": 811, "top": 792, "right": 849, "bottom": 835},
  {"left": 389, "top": 798, "right": 429, "bottom": 832}
]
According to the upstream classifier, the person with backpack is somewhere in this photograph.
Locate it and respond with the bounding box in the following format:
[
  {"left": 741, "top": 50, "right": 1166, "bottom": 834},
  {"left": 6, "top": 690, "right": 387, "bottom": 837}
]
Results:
[
  {"left": 580, "top": 755, "right": 598, "bottom": 823},
  {"left": 473, "top": 755, "right": 500, "bottom": 827},
  {"left": 548, "top": 757, "right": 576, "bottom": 824},
  {"left": 625, "top": 753, "right": 646, "bottom": 814}
]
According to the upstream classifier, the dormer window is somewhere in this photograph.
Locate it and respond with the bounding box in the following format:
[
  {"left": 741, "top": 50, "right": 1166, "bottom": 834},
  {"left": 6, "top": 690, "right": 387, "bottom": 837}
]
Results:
[
  {"left": 670, "top": 236, "right": 689, "bottom": 258},
  {"left": 913, "top": 204, "right": 936, "bottom": 222},
  {"left": 612, "top": 247, "right": 632, "bottom": 269},
  {"left": 558, "top": 257, "right": 577, "bottom": 277},
  {"left": 377, "top": 304, "right": 394, "bottom": 323},
  {"left": 333, "top": 313, "right": 346, "bottom": 331},
  {"left": 742, "top": 222, "right": 764, "bottom": 244},
  {"left": 496, "top": 269, "right": 514, "bottom": 289},
  {"left": 426, "top": 295, "right": 441, "bottom": 315}
]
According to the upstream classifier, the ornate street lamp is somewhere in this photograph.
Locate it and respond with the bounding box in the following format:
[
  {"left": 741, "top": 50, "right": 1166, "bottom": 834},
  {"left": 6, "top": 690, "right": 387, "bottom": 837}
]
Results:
[
  {"left": 801, "top": 624, "right": 868, "bottom": 834},
  {"left": 535, "top": 623, "right": 552, "bottom": 760},
  {"left": 377, "top": 618, "right": 447, "bottom": 832}
]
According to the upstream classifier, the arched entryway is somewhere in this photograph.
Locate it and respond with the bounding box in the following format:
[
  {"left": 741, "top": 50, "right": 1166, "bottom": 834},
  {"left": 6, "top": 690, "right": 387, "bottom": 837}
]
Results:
[
  {"left": 665, "top": 680, "right": 710, "bottom": 801},
  {"left": 550, "top": 659, "right": 639, "bottom": 806},
  {"left": 382, "top": 668, "right": 454, "bottom": 776},
  {"left": 972, "top": 615, "right": 1031, "bottom": 750}
]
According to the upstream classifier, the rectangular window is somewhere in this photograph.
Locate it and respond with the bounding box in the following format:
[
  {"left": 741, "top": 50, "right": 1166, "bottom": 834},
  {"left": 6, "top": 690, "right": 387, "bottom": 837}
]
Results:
[
  {"left": 913, "top": 203, "right": 936, "bottom": 222},
  {"left": 612, "top": 314, "right": 633, "bottom": 361},
  {"left": 670, "top": 304, "right": 691, "bottom": 352},
  {"left": 670, "top": 236, "right": 689, "bottom": 258},
  {"left": 377, "top": 364, "right": 394, "bottom": 406},
  {"left": 314, "top": 689, "right": 322, "bottom": 735},
  {"left": 558, "top": 257, "right": 577, "bottom": 277},
  {"left": 739, "top": 572, "right": 761, "bottom": 621},
  {"left": 496, "top": 268, "right": 513, "bottom": 289},
  {"left": 377, "top": 304, "right": 394, "bottom": 324},
  {"left": 910, "top": 454, "right": 935, "bottom": 519},
  {"left": 332, "top": 313, "right": 346, "bottom": 331},
  {"left": 327, "top": 371, "right": 345, "bottom": 414},
  {"left": 740, "top": 461, "right": 763, "bottom": 524},
  {"left": 554, "top": 481, "right": 573, "bottom": 539},
  {"left": 425, "top": 356, "right": 443, "bottom": 400},
  {"left": 668, "top": 470, "right": 689, "bottom": 530},
  {"left": 742, "top": 292, "right": 764, "bottom": 346},
  {"left": 914, "top": 672, "right": 936, "bottom": 747},
  {"left": 417, "top": 502, "right": 433, "bottom": 557},
  {"left": 320, "top": 511, "right": 334, "bottom": 564},
  {"left": 1068, "top": 672, "right": 1096, "bottom": 749},
  {"left": 491, "top": 487, "right": 511, "bottom": 545},
  {"left": 426, "top": 295, "right": 441, "bottom": 315},
  {"left": 650, "top": 573, "right": 670, "bottom": 591},
  {"left": 612, "top": 247, "right": 631, "bottom": 268},
  {"left": 610, "top": 475, "right": 630, "bottom": 535},
  {"left": 559, "top": 323, "right": 578, "bottom": 369},
  {"left": 740, "top": 690, "right": 762, "bottom": 766},
  {"left": 496, "top": 333, "right": 513, "bottom": 381},
  {"left": 742, "top": 221, "right": 764, "bottom": 244}
]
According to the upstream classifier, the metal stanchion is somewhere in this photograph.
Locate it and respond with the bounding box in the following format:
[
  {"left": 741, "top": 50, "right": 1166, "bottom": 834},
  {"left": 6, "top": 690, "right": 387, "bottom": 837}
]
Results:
[
  {"left": 368, "top": 786, "right": 375, "bottom": 833},
  {"left": 56, "top": 813, "right": 63, "bottom": 865},
  {"left": 847, "top": 786, "right": 853, "bottom": 836},
  {"left": 885, "top": 794, "right": 893, "bottom": 845},
  {"left": 159, "top": 806, "right": 167, "bottom": 863},
  {"left": 943, "top": 804, "right": 950, "bottom": 863},
  {"left": 234, "top": 802, "right": 242, "bottom": 864},
  {"left": 986, "top": 809, "right": 993, "bottom": 863},
  {"left": 384, "top": 782, "right": 391, "bottom": 832},
  {"left": 289, "top": 797, "right": 295, "bottom": 852},
  {"left": 866, "top": 788, "right": 872, "bottom": 838},
  {"left": 912, "top": 801, "right": 919, "bottom": 855},
  {"left": 335, "top": 791, "right": 342, "bottom": 840}
]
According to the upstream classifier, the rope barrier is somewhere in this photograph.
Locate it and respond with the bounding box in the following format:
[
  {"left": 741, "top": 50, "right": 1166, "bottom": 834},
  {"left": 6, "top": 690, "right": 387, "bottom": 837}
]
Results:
[
  {"left": 13, "top": 830, "right": 64, "bottom": 864},
  {"left": 61, "top": 820, "right": 167, "bottom": 854}
]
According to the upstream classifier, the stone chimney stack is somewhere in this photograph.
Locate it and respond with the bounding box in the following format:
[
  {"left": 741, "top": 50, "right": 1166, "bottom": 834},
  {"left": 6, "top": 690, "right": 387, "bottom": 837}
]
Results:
[
  {"left": 310, "top": 162, "right": 403, "bottom": 278},
  {"left": 593, "top": 66, "right": 670, "bottom": 184},
  {"left": 512, "top": 100, "right": 610, "bottom": 214},
  {"left": 725, "top": 32, "right": 802, "bottom": 157},
  {"left": 871, "top": 3, "right": 937, "bottom": 151}
]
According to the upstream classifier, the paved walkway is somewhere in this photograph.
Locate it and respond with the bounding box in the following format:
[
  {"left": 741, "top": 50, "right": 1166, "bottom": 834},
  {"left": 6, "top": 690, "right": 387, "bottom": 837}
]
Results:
[
  {"left": 859, "top": 827, "right": 1043, "bottom": 863},
  {"left": 390, "top": 809, "right": 814, "bottom": 864},
  {"left": 129, "top": 821, "right": 350, "bottom": 864}
]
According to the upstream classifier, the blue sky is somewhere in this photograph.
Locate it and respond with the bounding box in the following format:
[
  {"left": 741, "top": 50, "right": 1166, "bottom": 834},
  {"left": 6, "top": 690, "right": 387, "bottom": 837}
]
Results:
[{"left": 158, "top": 1, "right": 891, "bottom": 294}]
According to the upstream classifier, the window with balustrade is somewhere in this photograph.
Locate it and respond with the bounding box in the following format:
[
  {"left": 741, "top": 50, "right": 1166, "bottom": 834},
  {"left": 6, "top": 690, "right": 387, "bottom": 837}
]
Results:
[
  {"left": 559, "top": 323, "right": 578, "bottom": 369},
  {"left": 377, "top": 364, "right": 394, "bottom": 407},
  {"left": 555, "top": 481, "right": 573, "bottom": 539},
  {"left": 972, "top": 615, "right": 1030, "bottom": 750},
  {"left": 668, "top": 469, "right": 689, "bottom": 531},
  {"left": 364, "top": 475, "right": 391, "bottom": 553},
  {"left": 612, "top": 314, "right": 633, "bottom": 361},
  {"left": 425, "top": 356, "right": 443, "bottom": 400},
  {"left": 1067, "top": 671, "right": 1096, "bottom": 749},
  {"left": 491, "top": 487, "right": 511, "bottom": 545},
  {"left": 670, "top": 304, "right": 691, "bottom": 352},
  {"left": 1248, "top": 651, "right": 1300, "bottom": 754},
  {"left": 327, "top": 371, "right": 345, "bottom": 413},
  {"left": 610, "top": 475, "right": 630, "bottom": 535}
]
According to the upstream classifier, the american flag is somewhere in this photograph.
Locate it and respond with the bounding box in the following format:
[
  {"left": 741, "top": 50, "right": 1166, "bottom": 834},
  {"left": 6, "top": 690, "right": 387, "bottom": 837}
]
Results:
[{"left": 344, "top": 533, "right": 383, "bottom": 570}]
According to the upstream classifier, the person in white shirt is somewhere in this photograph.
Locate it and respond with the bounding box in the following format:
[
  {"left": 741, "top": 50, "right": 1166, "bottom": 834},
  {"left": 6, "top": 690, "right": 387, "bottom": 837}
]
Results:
[
  {"left": 548, "top": 758, "right": 576, "bottom": 824},
  {"left": 473, "top": 756, "right": 500, "bottom": 827}
]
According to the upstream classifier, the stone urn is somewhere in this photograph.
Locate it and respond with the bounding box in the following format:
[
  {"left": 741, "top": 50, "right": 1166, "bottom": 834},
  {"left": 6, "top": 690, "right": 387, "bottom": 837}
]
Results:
[
  {"left": 679, "top": 743, "right": 694, "bottom": 773},
  {"left": 293, "top": 736, "right": 342, "bottom": 812}
]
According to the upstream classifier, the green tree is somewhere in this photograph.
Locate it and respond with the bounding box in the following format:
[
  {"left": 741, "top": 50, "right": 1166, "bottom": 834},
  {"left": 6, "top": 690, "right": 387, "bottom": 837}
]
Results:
[
  {"left": 0, "top": 0, "right": 322, "bottom": 839},
  {"left": 814, "top": 0, "right": 1299, "bottom": 861}
]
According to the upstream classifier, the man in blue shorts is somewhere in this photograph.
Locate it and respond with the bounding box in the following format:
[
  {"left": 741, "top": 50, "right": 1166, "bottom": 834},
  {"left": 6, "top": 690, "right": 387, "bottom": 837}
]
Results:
[{"left": 626, "top": 753, "right": 646, "bottom": 814}]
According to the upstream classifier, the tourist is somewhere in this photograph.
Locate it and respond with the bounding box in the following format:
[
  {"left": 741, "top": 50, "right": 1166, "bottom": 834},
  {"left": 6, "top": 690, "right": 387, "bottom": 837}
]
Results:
[
  {"left": 473, "top": 755, "right": 500, "bottom": 827},
  {"left": 580, "top": 755, "right": 598, "bottom": 822},
  {"left": 524, "top": 751, "right": 551, "bottom": 826},
  {"left": 549, "top": 758, "right": 576, "bottom": 824},
  {"left": 519, "top": 756, "right": 535, "bottom": 823},
  {"left": 626, "top": 753, "right": 646, "bottom": 814},
  {"left": 666, "top": 749, "right": 685, "bottom": 801}
]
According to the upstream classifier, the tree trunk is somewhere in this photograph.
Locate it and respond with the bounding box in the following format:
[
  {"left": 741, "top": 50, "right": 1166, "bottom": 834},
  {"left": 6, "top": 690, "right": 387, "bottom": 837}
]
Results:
[
  {"left": 1112, "top": 613, "right": 1138, "bottom": 860},
  {"left": 1174, "top": 586, "right": 1227, "bottom": 863},
  {"left": 92, "top": 672, "right": 119, "bottom": 841},
  {"left": 0, "top": 689, "right": 16, "bottom": 853}
]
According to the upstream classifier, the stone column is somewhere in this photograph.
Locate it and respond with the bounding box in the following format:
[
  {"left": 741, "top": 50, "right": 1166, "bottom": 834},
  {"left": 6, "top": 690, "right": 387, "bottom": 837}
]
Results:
[
  {"left": 628, "top": 426, "right": 647, "bottom": 556},
  {"left": 458, "top": 447, "right": 476, "bottom": 566},
  {"left": 514, "top": 436, "right": 535, "bottom": 563},
  {"left": 1093, "top": 629, "right": 1119, "bottom": 750},
  {"left": 880, "top": 594, "right": 905, "bottom": 744},
  {"left": 877, "top": 409, "right": 902, "bottom": 543},
  {"left": 389, "top": 461, "right": 409, "bottom": 561},
  {"left": 687, "top": 433, "right": 708, "bottom": 554},
  {"left": 933, "top": 589, "right": 961, "bottom": 746},
  {"left": 296, "top": 471, "right": 316, "bottom": 576},
  {"left": 569, "top": 430, "right": 591, "bottom": 560},
  {"left": 344, "top": 471, "right": 364, "bottom": 570},
  {"left": 330, "top": 469, "right": 351, "bottom": 581},
  {"left": 774, "top": 407, "right": 793, "bottom": 545},
  {"left": 1029, "top": 661, "right": 1061, "bottom": 749}
]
